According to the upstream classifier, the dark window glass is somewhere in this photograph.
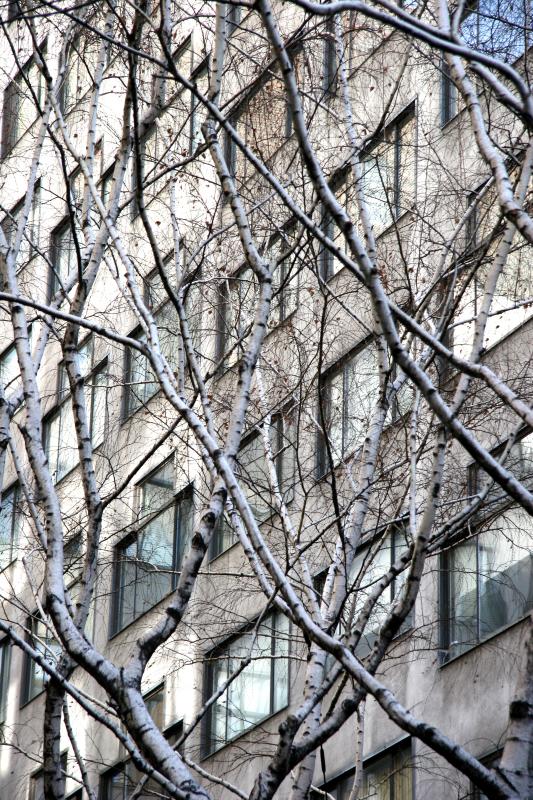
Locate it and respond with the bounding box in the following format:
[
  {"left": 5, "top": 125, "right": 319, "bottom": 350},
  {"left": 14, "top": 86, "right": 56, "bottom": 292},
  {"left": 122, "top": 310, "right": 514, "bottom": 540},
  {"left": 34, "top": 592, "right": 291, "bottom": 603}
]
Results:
[
  {"left": 204, "top": 611, "right": 290, "bottom": 755},
  {"left": 441, "top": 508, "right": 533, "bottom": 660},
  {"left": 0, "top": 483, "right": 21, "bottom": 569},
  {"left": 440, "top": 58, "right": 457, "bottom": 126},
  {"left": 0, "top": 638, "right": 11, "bottom": 724},
  {"left": 349, "top": 527, "right": 413, "bottom": 658},
  {"left": 323, "top": 18, "right": 338, "bottom": 96},
  {"left": 49, "top": 220, "right": 77, "bottom": 299},
  {"left": 226, "top": 2, "right": 241, "bottom": 36},
  {"left": 2, "top": 55, "right": 44, "bottom": 158}
]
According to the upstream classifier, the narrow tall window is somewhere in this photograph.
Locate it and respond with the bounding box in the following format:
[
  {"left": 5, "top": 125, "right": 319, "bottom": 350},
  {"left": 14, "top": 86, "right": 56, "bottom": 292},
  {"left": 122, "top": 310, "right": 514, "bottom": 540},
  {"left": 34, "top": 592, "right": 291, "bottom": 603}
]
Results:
[
  {"left": 204, "top": 612, "right": 290, "bottom": 754},
  {"left": 1, "top": 182, "right": 42, "bottom": 269},
  {"left": 22, "top": 614, "right": 61, "bottom": 705},
  {"left": 124, "top": 273, "right": 180, "bottom": 418},
  {"left": 189, "top": 65, "right": 208, "bottom": 155},
  {"left": 322, "top": 17, "right": 338, "bottom": 96},
  {"left": 0, "top": 483, "right": 21, "bottom": 570},
  {"left": 226, "top": 2, "right": 241, "bottom": 36},
  {"left": 318, "top": 343, "right": 380, "bottom": 476},
  {"left": 44, "top": 336, "right": 108, "bottom": 483},
  {"left": 49, "top": 219, "right": 77, "bottom": 299},
  {"left": 0, "top": 325, "right": 33, "bottom": 400},
  {"left": 2, "top": 55, "right": 44, "bottom": 158},
  {"left": 349, "top": 527, "right": 413, "bottom": 656},
  {"left": 361, "top": 107, "right": 416, "bottom": 236},
  {"left": 111, "top": 461, "right": 193, "bottom": 634},
  {"left": 440, "top": 58, "right": 457, "bottom": 126},
  {"left": 0, "top": 638, "right": 11, "bottom": 724}
]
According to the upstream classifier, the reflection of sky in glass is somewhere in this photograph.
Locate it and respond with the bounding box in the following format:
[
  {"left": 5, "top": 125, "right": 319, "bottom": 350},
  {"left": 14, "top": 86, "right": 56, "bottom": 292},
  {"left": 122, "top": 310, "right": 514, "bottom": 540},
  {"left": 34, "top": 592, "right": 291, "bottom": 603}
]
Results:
[{"left": 461, "top": 0, "right": 531, "bottom": 63}]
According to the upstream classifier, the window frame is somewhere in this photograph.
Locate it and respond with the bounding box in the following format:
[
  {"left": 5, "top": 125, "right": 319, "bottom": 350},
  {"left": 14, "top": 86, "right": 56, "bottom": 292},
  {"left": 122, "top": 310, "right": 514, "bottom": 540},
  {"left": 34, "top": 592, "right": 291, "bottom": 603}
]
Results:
[
  {"left": 48, "top": 216, "right": 79, "bottom": 300},
  {"left": 1, "top": 50, "right": 45, "bottom": 159},
  {"left": 189, "top": 60, "right": 209, "bottom": 155},
  {"left": 1, "top": 180, "right": 42, "bottom": 269},
  {"left": 0, "top": 481, "right": 21, "bottom": 570},
  {"left": 440, "top": 57, "right": 457, "bottom": 127},
  {"left": 0, "top": 637, "right": 11, "bottom": 725},
  {"left": 322, "top": 17, "right": 338, "bottom": 97},
  {"left": 110, "top": 466, "right": 193, "bottom": 637},
  {"left": 209, "top": 407, "right": 296, "bottom": 560},
  {"left": 202, "top": 610, "right": 290, "bottom": 756},
  {"left": 21, "top": 612, "right": 60, "bottom": 707},
  {"left": 360, "top": 103, "right": 417, "bottom": 236},
  {"left": 43, "top": 337, "right": 108, "bottom": 483},
  {"left": 440, "top": 430, "right": 533, "bottom": 662},
  {"left": 316, "top": 339, "right": 378, "bottom": 477},
  {"left": 317, "top": 737, "right": 413, "bottom": 800}
]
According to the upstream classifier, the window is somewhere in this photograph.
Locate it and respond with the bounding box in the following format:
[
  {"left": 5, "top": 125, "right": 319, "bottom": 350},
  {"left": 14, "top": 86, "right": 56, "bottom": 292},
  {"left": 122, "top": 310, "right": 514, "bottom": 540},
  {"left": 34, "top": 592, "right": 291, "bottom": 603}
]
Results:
[
  {"left": 100, "top": 164, "right": 115, "bottom": 207},
  {"left": 0, "top": 324, "right": 34, "bottom": 400},
  {"left": 60, "top": 46, "right": 84, "bottom": 115},
  {"left": 269, "top": 228, "right": 299, "bottom": 325},
  {"left": 226, "top": 2, "right": 241, "bottom": 36},
  {"left": 440, "top": 431, "right": 533, "bottom": 660},
  {"left": 440, "top": 58, "right": 457, "bottom": 126},
  {"left": 29, "top": 755, "right": 67, "bottom": 800},
  {"left": 224, "top": 114, "right": 238, "bottom": 180},
  {"left": 348, "top": 527, "right": 413, "bottom": 657},
  {"left": 210, "top": 410, "right": 295, "bottom": 558},
  {"left": 204, "top": 611, "right": 289, "bottom": 755},
  {"left": 317, "top": 343, "right": 380, "bottom": 476},
  {"left": 44, "top": 336, "right": 108, "bottom": 483},
  {"left": 7, "top": 0, "right": 20, "bottom": 22},
  {"left": 111, "top": 460, "right": 193, "bottom": 634},
  {"left": 124, "top": 270, "right": 183, "bottom": 417},
  {"left": 189, "top": 64, "right": 208, "bottom": 155},
  {"left": 22, "top": 613, "right": 61, "bottom": 705},
  {"left": 131, "top": 123, "right": 165, "bottom": 218},
  {"left": 319, "top": 178, "right": 353, "bottom": 280},
  {"left": 1, "top": 55, "right": 44, "bottom": 158},
  {"left": 100, "top": 685, "right": 180, "bottom": 799},
  {"left": 323, "top": 18, "right": 338, "bottom": 96},
  {"left": 123, "top": 312, "right": 177, "bottom": 417},
  {"left": 0, "top": 638, "right": 11, "bottom": 724},
  {"left": 470, "top": 750, "right": 501, "bottom": 800},
  {"left": 461, "top": 0, "right": 531, "bottom": 63},
  {"left": 218, "top": 266, "right": 257, "bottom": 368},
  {"left": 361, "top": 108, "right": 416, "bottom": 236},
  {"left": 319, "top": 740, "right": 413, "bottom": 800},
  {"left": 1, "top": 182, "right": 42, "bottom": 268},
  {"left": 440, "top": 505, "right": 533, "bottom": 660},
  {"left": 0, "top": 483, "right": 21, "bottom": 569},
  {"left": 49, "top": 219, "right": 77, "bottom": 298}
]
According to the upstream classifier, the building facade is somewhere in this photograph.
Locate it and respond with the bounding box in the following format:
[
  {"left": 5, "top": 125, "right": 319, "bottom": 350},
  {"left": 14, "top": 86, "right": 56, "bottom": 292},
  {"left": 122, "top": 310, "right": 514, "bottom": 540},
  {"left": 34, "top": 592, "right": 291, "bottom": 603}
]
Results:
[{"left": 0, "top": 1, "right": 532, "bottom": 800}]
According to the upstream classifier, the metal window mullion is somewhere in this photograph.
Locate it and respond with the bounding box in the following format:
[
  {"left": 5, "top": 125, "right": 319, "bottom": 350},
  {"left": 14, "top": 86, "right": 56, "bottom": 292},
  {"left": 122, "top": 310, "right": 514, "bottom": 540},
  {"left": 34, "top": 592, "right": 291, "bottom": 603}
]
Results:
[
  {"left": 225, "top": 651, "right": 230, "bottom": 743},
  {"left": 394, "top": 122, "right": 401, "bottom": 219},
  {"left": 270, "top": 617, "right": 276, "bottom": 714},
  {"left": 475, "top": 535, "right": 481, "bottom": 643},
  {"left": 342, "top": 363, "right": 348, "bottom": 454}
]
